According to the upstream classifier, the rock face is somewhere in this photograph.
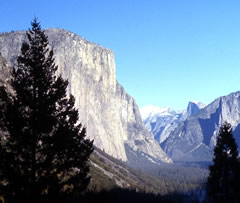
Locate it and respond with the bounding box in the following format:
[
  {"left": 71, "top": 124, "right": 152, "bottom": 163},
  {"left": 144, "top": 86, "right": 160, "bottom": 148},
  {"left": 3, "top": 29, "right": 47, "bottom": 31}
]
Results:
[
  {"left": 0, "top": 29, "right": 171, "bottom": 164},
  {"left": 162, "top": 92, "right": 240, "bottom": 162},
  {"left": 186, "top": 101, "right": 206, "bottom": 118},
  {"left": 0, "top": 53, "right": 10, "bottom": 86},
  {"left": 140, "top": 106, "right": 183, "bottom": 144},
  {"left": 140, "top": 102, "right": 205, "bottom": 144}
]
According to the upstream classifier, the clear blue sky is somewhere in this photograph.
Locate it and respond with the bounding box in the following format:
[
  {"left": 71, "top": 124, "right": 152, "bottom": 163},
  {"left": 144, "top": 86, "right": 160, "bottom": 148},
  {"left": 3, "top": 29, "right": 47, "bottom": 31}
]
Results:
[{"left": 1, "top": 0, "right": 240, "bottom": 110}]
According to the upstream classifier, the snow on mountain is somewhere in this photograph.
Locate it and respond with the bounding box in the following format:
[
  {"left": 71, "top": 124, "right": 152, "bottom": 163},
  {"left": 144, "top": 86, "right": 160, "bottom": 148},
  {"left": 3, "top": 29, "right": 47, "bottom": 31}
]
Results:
[
  {"left": 140, "top": 106, "right": 182, "bottom": 144},
  {"left": 140, "top": 105, "right": 179, "bottom": 121},
  {"left": 162, "top": 91, "right": 240, "bottom": 162},
  {"left": 140, "top": 102, "right": 206, "bottom": 144},
  {"left": 182, "top": 101, "right": 206, "bottom": 120}
]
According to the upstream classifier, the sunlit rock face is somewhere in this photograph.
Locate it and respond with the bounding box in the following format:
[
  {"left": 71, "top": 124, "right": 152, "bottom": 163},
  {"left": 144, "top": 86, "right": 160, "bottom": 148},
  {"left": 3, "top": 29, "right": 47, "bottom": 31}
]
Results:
[
  {"left": 141, "top": 93, "right": 240, "bottom": 163},
  {"left": 0, "top": 53, "right": 10, "bottom": 85},
  {"left": 162, "top": 92, "right": 240, "bottom": 162},
  {"left": 0, "top": 29, "right": 171, "bottom": 164}
]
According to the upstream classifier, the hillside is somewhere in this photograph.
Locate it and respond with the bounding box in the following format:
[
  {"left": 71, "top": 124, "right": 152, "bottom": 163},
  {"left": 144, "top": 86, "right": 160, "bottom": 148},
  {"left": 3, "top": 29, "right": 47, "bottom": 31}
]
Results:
[{"left": 89, "top": 147, "right": 208, "bottom": 196}]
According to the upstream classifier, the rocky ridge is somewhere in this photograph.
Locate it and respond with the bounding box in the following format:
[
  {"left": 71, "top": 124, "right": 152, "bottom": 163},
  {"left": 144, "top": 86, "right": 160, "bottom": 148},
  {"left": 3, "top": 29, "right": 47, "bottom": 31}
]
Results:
[{"left": 162, "top": 91, "right": 240, "bottom": 162}]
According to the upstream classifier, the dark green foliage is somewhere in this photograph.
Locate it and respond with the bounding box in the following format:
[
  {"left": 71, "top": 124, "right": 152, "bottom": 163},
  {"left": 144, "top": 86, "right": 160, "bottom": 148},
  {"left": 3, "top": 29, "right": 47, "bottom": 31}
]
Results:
[
  {"left": 74, "top": 188, "right": 196, "bottom": 203},
  {"left": 207, "top": 122, "right": 240, "bottom": 202},
  {"left": 88, "top": 163, "right": 117, "bottom": 192},
  {"left": 0, "top": 18, "right": 93, "bottom": 202},
  {"left": 88, "top": 147, "right": 208, "bottom": 199}
]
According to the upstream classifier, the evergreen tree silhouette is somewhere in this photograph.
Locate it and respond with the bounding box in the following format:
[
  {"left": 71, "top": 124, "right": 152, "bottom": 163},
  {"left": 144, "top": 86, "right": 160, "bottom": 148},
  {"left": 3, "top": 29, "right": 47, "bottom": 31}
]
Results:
[
  {"left": 207, "top": 122, "right": 240, "bottom": 202},
  {"left": 0, "top": 18, "right": 93, "bottom": 203}
]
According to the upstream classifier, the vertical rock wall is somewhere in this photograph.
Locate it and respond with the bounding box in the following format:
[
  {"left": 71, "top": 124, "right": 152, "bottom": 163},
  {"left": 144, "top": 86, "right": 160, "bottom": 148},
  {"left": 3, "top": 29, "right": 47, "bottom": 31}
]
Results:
[{"left": 0, "top": 29, "right": 171, "bottom": 163}]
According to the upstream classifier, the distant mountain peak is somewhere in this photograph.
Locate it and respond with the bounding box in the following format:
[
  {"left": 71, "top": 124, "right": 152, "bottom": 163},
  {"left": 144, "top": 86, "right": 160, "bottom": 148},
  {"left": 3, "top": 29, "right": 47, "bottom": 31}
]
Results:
[
  {"left": 141, "top": 101, "right": 206, "bottom": 145},
  {"left": 185, "top": 101, "right": 206, "bottom": 118},
  {"left": 140, "top": 105, "right": 176, "bottom": 121},
  {"left": 163, "top": 91, "right": 240, "bottom": 162},
  {"left": 188, "top": 101, "right": 206, "bottom": 108}
]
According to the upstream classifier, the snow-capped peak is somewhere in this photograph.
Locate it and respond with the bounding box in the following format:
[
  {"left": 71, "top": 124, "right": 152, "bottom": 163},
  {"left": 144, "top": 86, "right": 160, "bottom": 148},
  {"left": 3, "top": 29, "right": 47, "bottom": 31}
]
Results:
[
  {"left": 189, "top": 101, "right": 206, "bottom": 109},
  {"left": 141, "top": 101, "right": 207, "bottom": 144},
  {"left": 140, "top": 105, "right": 177, "bottom": 121}
]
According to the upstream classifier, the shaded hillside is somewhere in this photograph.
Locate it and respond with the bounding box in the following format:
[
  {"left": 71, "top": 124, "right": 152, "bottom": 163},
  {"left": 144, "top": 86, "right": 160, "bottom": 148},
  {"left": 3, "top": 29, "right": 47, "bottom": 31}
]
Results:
[{"left": 89, "top": 147, "right": 208, "bottom": 196}]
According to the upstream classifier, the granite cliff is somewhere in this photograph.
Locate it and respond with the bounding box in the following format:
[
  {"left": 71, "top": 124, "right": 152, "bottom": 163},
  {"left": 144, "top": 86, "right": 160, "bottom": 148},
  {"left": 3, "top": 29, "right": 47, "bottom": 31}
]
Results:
[
  {"left": 162, "top": 91, "right": 240, "bottom": 162},
  {"left": 0, "top": 29, "right": 171, "bottom": 165}
]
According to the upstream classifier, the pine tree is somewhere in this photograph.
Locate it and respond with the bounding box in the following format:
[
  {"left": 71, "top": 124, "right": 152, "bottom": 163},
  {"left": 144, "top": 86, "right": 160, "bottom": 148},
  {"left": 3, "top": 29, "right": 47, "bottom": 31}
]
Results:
[
  {"left": 0, "top": 18, "right": 93, "bottom": 203},
  {"left": 207, "top": 122, "right": 240, "bottom": 202}
]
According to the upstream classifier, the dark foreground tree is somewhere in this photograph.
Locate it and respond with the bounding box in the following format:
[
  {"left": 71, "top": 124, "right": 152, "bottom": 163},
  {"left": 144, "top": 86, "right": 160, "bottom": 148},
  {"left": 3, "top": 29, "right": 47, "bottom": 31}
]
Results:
[
  {"left": 207, "top": 122, "right": 240, "bottom": 202},
  {"left": 0, "top": 18, "right": 93, "bottom": 202}
]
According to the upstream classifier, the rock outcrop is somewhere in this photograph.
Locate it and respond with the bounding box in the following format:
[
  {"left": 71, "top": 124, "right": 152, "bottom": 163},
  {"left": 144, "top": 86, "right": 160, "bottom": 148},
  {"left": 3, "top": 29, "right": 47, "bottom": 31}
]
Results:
[
  {"left": 185, "top": 101, "right": 206, "bottom": 119},
  {"left": 0, "top": 53, "right": 10, "bottom": 86},
  {"left": 0, "top": 29, "right": 171, "bottom": 164},
  {"left": 162, "top": 91, "right": 240, "bottom": 162}
]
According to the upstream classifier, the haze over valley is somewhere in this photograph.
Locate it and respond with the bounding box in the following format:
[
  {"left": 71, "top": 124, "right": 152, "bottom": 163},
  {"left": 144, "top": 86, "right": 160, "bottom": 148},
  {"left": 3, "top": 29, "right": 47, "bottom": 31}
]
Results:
[{"left": 1, "top": 1, "right": 240, "bottom": 202}]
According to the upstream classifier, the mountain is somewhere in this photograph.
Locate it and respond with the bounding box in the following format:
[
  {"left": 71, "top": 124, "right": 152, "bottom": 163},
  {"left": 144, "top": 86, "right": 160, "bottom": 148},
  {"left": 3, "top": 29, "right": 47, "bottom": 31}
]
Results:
[
  {"left": 140, "top": 106, "right": 183, "bottom": 144},
  {"left": 162, "top": 91, "right": 240, "bottom": 162},
  {"left": 140, "top": 101, "right": 205, "bottom": 144},
  {"left": 185, "top": 101, "right": 206, "bottom": 118},
  {"left": 0, "top": 29, "right": 171, "bottom": 166}
]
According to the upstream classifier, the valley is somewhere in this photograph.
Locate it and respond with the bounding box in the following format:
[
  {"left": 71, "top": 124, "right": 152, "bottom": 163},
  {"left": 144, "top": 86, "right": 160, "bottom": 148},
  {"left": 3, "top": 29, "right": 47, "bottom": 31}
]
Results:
[
  {"left": 141, "top": 92, "right": 240, "bottom": 163},
  {"left": 88, "top": 147, "right": 208, "bottom": 202},
  {"left": 1, "top": 27, "right": 240, "bottom": 202}
]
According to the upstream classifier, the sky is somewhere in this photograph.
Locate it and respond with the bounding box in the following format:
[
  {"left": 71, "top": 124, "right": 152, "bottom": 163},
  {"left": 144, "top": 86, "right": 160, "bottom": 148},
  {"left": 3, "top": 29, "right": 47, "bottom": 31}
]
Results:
[{"left": 1, "top": 0, "right": 240, "bottom": 110}]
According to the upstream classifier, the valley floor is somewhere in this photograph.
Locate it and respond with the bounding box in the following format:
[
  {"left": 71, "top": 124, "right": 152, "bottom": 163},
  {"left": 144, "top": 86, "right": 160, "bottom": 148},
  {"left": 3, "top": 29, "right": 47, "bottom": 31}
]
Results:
[
  {"left": 87, "top": 148, "right": 209, "bottom": 202},
  {"left": 77, "top": 188, "right": 203, "bottom": 203}
]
